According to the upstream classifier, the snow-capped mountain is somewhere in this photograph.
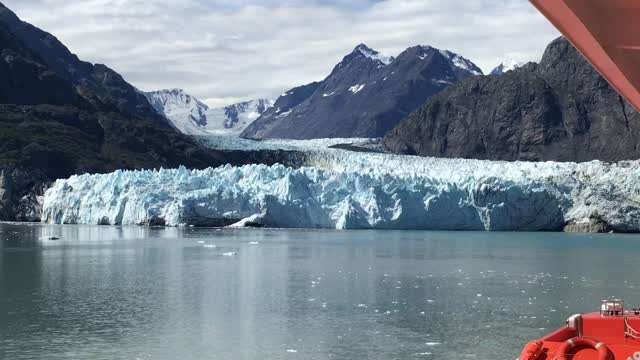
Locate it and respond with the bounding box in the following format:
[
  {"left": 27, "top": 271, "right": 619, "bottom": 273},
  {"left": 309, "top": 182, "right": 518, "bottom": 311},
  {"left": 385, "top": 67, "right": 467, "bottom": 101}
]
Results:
[
  {"left": 351, "top": 43, "right": 394, "bottom": 65},
  {"left": 438, "top": 48, "right": 483, "bottom": 77},
  {"left": 144, "top": 89, "right": 273, "bottom": 136},
  {"left": 205, "top": 99, "right": 274, "bottom": 136},
  {"left": 242, "top": 43, "right": 483, "bottom": 140},
  {"left": 145, "top": 89, "right": 210, "bottom": 134},
  {"left": 490, "top": 58, "right": 525, "bottom": 75}
]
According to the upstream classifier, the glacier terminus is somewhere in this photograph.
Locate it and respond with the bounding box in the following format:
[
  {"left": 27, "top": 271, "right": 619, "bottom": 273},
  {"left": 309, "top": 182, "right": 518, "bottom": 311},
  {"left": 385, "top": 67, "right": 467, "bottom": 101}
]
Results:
[{"left": 41, "top": 139, "right": 640, "bottom": 232}]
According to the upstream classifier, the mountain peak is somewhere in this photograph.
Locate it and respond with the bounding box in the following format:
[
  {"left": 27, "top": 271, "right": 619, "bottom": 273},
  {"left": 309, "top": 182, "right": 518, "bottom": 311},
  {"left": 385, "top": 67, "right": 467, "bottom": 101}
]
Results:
[
  {"left": 398, "top": 45, "right": 483, "bottom": 77},
  {"left": 353, "top": 43, "right": 373, "bottom": 53},
  {"left": 242, "top": 43, "right": 481, "bottom": 139},
  {"left": 490, "top": 58, "right": 525, "bottom": 75},
  {"left": 348, "top": 43, "right": 394, "bottom": 65}
]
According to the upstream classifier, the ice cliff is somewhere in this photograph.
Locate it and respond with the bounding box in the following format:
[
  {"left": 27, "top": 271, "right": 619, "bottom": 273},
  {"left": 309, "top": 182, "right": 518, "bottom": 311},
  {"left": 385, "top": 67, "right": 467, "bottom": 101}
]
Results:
[{"left": 41, "top": 143, "right": 640, "bottom": 231}]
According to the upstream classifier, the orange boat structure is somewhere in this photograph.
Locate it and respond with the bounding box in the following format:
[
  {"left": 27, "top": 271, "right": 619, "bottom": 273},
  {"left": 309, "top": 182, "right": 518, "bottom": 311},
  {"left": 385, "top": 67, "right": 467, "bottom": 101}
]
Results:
[
  {"left": 520, "top": 1, "right": 640, "bottom": 358},
  {"left": 518, "top": 300, "right": 640, "bottom": 360},
  {"left": 530, "top": 0, "right": 640, "bottom": 111}
]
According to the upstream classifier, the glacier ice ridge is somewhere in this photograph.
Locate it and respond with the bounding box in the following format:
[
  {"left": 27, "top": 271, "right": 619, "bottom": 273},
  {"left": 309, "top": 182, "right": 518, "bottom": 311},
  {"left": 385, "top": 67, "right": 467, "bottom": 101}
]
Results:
[{"left": 41, "top": 139, "right": 640, "bottom": 231}]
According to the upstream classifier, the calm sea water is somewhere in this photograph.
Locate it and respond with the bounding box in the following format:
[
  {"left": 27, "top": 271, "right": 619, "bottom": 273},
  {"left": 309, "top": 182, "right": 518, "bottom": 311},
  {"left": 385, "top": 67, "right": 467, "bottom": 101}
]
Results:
[{"left": 1, "top": 223, "right": 639, "bottom": 360}]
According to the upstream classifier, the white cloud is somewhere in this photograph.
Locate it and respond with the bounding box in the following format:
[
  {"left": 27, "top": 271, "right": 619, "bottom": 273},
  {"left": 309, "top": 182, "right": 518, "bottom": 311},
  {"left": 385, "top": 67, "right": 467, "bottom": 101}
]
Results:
[{"left": 4, "top": 0, "right": 559, "bottom": 107}]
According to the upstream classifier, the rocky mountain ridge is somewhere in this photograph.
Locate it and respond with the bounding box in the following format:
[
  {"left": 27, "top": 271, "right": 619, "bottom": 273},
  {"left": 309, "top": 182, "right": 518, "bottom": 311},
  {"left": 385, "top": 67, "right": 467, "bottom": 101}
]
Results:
[
  {"left": 241, "top": 43, "right": 483, "bottom": 139},
  {"left": 384, "top": 37, "right": 640, "bottom": 162}
]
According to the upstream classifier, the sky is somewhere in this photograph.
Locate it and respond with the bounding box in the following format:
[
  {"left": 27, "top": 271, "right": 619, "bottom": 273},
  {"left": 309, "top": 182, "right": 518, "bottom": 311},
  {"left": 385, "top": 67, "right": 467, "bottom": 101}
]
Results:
[{"left": 5, "top": 0, "right": 559, "bottom": 108}]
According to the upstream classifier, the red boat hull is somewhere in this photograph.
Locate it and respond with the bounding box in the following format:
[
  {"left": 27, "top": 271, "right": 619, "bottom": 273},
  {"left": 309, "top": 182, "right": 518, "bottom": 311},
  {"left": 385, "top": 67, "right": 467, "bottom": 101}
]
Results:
[
  {"left": 530, "top": 0, "right": 640, "bottom": 111},
  {"left": 522, "top": 312, "right": 640, "bottom": 359}
]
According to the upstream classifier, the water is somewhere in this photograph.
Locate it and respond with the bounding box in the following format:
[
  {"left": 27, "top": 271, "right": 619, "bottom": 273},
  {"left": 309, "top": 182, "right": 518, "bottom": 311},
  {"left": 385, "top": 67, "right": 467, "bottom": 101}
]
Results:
[{"left": 1, "top": 223, "right": 639, "bottom": 360}]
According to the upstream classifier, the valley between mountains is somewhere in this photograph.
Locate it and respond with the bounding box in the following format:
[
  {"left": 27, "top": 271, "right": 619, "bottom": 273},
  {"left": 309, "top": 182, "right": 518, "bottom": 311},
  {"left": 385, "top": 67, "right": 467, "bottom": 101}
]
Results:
[{"left": 1, "top": 2, "right": 639, "bottom": 232}]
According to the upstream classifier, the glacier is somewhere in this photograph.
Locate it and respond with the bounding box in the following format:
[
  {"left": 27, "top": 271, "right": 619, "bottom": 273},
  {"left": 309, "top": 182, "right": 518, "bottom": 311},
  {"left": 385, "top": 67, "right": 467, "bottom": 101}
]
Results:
[{"left": 41, "top": 141, "right": 640, "bottom": 231}]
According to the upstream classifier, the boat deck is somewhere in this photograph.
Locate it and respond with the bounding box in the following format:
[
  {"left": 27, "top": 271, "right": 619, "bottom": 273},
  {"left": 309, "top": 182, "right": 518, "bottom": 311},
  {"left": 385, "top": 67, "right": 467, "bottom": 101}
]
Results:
[{"left": 534, "top": 311, "right": 640, "bottom": 359}]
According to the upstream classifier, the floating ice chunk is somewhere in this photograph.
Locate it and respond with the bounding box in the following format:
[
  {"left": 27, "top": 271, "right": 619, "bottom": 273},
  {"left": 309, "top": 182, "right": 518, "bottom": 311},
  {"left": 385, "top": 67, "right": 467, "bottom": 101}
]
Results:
[
  {"left": 249, "top": 241, "right": 260, "bottom": 245},
  {"left": 228, "top": 214, "right": 266, "bottom": 228},
  {"left": 286, "top": 349, "right": 298, "bottom": 353},
  {"left": 203, "top": 244, "right": 217, "bottom": 249},
  {"left": 222, "top": 252, "right": 237, "bottom": 256}
]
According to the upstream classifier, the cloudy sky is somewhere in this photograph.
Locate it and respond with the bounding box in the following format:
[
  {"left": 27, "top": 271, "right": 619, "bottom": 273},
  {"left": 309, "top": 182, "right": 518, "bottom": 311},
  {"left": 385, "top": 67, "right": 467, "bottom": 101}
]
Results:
[{"left": 5, "top": 0, "right": 559, "bottom": 108}]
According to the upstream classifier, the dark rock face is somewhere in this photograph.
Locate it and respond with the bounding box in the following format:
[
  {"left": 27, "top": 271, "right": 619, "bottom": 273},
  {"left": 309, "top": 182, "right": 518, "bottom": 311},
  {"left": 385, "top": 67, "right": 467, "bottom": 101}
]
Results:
[
  {"left": 384, "top": 37, "right": 640, "bottom": 162},
  {"left": 0, "top": 166, "right": 49, "bottom": 221},
  {"left": 0, "top": 3, "right": 236, "bottom": 220},
  {"left": 0, "top": 23, "right": 81, "bottom": 107},
  {"left": 0, "top": 3, "right": 163, "bottom": 121},
  {"left": 241, "top": 44, "right": 482, "bottom": 139},
  {"left": 0, "top": 168, "right": 13, "bottom": 219}
]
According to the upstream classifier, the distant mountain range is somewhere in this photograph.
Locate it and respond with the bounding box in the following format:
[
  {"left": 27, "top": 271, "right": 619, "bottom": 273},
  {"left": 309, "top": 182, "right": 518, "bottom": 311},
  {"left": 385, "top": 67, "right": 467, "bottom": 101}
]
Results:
[
  {"left": 384, "top": 37, "right": 640, "bottom": 162},
  {"left": 241, "top": 43, "right": 483, "bottom": 139},
  {"left": 144, "top": 89, "right": 273, "bottom": 136}
]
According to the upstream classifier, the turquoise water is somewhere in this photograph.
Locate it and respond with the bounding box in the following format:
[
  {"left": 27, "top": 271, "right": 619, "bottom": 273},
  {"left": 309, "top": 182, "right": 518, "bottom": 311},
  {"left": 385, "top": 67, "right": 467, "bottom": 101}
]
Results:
[{"left": 1, "top": 223, "right": 639, "bottom": 359}]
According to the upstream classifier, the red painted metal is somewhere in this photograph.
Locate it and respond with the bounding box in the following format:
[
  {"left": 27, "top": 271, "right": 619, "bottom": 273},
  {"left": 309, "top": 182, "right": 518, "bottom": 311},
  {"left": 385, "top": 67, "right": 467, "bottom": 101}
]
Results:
[
  {"left": 530, "top": 0, "right": 640, "bottom": 111},
  {"left": 520, "top": 311, "right": 640, "bottom": 360}
]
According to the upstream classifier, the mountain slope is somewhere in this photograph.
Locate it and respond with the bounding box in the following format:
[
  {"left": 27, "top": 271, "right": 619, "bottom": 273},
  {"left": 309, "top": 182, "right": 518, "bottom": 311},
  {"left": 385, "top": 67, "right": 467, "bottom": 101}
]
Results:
[
  {"left": 0, "top": 3, "right": 236, "bottom": 220},
  {"left": 384, "top": 37, "right": 640, "bottom": 162},
  {"left": 241, "top": 44, "right": 483, "bottom": 139},
  {"left": 145, "top": 89, "right": 273, "bottom": 136},
  {"left": 0, "top": 2, "right": 162, "bottom": 120},
  {"left": 144, "top": 89, "right": 210, "bottom": 134}
]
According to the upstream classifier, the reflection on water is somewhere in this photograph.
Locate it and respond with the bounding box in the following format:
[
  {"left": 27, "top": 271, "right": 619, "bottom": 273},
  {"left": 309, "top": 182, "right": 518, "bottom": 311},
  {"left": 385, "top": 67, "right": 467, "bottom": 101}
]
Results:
[{"left": 1, "top": 223, "right": 640, "bottom": 359}]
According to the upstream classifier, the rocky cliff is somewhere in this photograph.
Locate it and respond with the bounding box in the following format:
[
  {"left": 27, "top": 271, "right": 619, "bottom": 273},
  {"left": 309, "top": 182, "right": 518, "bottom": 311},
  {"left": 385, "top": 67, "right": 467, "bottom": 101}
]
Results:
[{"left": 384, "top": 37, "right": 640, "bottom": 162}]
